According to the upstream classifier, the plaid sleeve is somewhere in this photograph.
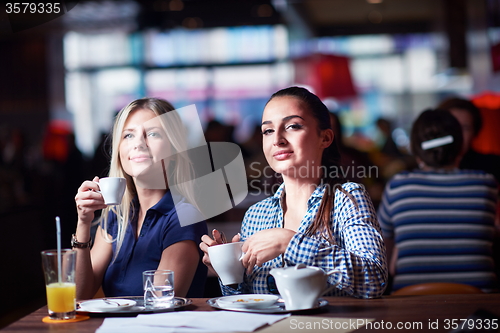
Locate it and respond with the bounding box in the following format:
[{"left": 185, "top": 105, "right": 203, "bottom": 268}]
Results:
[
  {"left": 283, "top": 184, "right": 388, "bottom": 298},
  {"left": 219, "top": 279, "right": 245, "bottom": 296}
]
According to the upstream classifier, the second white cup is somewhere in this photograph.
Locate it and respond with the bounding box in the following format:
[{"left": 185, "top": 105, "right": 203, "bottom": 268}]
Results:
[
  {"left": 208, "top": 242, "right": 245, "bottom": 285},
  {"left": 98, "top": 177, "right": 126, "bottom": 205}
]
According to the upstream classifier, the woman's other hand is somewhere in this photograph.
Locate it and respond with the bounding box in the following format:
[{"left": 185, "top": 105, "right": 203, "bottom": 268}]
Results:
[
  {"left": 75, "top": 176, "right": 107, "bottom": 225},
  {"left": 199, "top": 229, "right": 240, "bottom": 275},
  {"left": 240, "top": 228, "right": 295, "bottom": 274}
]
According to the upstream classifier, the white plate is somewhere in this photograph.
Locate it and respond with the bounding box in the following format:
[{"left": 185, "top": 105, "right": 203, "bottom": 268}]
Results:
[
  {"left": 208, "top": 297, "right": 329, "bottom": 313},
  {"left": 216, "top": 294, "right": 279, "bottom": 309},
  {"left": 77, "top": 297, "right": 192, "bottom": 315},
  {"left": 78, "top": 298, "right": 137, "bottom": 312}
]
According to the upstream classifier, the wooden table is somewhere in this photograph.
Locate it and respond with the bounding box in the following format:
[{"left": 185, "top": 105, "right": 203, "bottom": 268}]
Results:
[{"left": 2, "top": 295, "right": 500, "bottom": 332}]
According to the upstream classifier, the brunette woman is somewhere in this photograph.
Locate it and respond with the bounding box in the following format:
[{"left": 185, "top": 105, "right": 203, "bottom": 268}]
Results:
[{"left": 201, "top": 87, "right": 388, "bottom": 298}]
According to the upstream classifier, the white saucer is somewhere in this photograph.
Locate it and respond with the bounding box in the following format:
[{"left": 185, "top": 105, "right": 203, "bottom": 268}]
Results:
[
  {"left": 216, "top": 294, "right": 279, "bottom": 309},
  {"left": 78, "top": 298, "right": 137, "bottom": 312},
  {"left": 77, "top": 297, "right": 192, "bottom": 315},
  {"left": 208, "top": 296, "right": 329, "bottom": 313}
]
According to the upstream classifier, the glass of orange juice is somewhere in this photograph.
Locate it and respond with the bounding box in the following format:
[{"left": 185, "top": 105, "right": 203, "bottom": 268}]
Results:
[{"left": 41, "top": 249, "right": 76, "bottom": 320}]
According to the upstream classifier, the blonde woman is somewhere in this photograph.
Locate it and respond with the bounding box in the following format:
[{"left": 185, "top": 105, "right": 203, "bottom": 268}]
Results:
[{"left": 74, "top": 98, "right": 207, "bottom": 300}]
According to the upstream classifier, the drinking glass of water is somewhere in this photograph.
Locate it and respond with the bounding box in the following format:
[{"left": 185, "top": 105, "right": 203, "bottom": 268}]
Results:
[{"left": 143, "top": 270, "right": 175, "bottom": 309}]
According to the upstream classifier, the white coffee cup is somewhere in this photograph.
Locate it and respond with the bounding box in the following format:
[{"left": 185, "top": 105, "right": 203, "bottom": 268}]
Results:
[
  {"left": 97, "top": 177, "right": 126, "bottom": 205},
  {"left": 208, "top": 242, "right": 245, "bottom": 285}
]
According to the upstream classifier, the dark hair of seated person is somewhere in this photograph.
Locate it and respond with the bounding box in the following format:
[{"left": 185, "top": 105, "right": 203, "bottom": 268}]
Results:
[
  {"left": 437, "top": 97, "right": 482, "bottom": 136},
  {"left": 410, "top": 109, "right": 463, "bottom": 168}
]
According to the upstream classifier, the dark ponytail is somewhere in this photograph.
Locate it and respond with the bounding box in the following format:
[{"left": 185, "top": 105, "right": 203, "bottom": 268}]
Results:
[{"left": 267, "top": 87, "right": 355, "bottom": 242}]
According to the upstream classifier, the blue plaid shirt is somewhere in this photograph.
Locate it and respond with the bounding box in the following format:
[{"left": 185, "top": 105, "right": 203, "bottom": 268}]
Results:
[{"left": 221, "top": 182, "right": 387, "bottom": 298}]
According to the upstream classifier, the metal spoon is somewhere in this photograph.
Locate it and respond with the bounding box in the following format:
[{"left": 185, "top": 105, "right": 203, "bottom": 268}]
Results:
[
  {"left": 219, "top": 231, "right": 227, "bottom": 244},
  {"left": 103, "top": 298, "right": 128, "bottom": 307}
]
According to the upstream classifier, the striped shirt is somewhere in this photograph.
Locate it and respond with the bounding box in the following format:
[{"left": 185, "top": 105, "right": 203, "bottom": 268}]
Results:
[
  {"left": 221, "top": 182, "right": 388, "bottom": 298},
  {"left": 378, "top": 169, "right": 498, "bottom": 291}
]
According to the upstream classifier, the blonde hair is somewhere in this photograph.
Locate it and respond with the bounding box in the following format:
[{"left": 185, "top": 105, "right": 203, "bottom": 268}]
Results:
[{"left": 99, "top": 97, "right": 198, "bottom": 258}]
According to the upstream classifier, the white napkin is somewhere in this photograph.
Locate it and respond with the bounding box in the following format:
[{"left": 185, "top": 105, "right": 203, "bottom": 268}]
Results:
[{"left": 95, "top": 311, "right": 291, "bottom": 333}]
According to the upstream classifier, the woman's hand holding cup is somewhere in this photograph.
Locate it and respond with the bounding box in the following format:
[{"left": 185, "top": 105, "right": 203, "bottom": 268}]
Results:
[
  {"left": 199, "top": 230, "right": 240, "bottom": 277},
  {"left": 75, "top": 176, "right": 107, "bottom": 226}
]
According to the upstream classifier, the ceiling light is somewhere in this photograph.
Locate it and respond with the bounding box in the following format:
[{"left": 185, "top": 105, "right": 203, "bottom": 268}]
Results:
[
  {"left": 169, "top": 0, "right": 184, "bottom": 11},
  {"left": 182, "top": 17, "right": 202, "bottom": 29}
]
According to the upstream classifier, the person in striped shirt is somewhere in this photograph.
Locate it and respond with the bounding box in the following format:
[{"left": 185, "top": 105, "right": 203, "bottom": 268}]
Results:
[
  {"left": 378, "top": 109, "right": 498, "bottom": 292},
  {"left": 201, "top": 87, "right": 388, "bottom": 298}
]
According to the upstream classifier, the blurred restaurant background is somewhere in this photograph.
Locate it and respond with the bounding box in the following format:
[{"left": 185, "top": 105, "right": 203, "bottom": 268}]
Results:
[{"left": 1, "top": 0, "right": 500, "bottom": 327}]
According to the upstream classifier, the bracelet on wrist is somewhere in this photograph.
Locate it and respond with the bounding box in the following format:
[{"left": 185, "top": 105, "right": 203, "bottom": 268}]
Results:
[{"left": 71, "top": 233, "right": 91, "bottom": 249}]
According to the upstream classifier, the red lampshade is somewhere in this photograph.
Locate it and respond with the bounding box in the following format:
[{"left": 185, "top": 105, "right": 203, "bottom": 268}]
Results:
[
  {"left": 471, "top": 92, "right": 500, "bottom": 155},
  {"left": 293, "top": 54, "right": 357, "bottom": 100},
  {"left": 42, "top": 120, "right": 73, "bottom": 162}
]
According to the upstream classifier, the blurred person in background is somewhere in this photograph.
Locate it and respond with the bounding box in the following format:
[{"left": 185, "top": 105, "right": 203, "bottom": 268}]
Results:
[
  {"left": 329, "top": 112, "right": 374, "bottom": 185},
  {"left": 368, "top": 118, "right": 416, "bottom": 210},
  {"left": 373, "top": 117, "right": 416, "bottom": 180},
  {"left": 0, "top": 127, "right": 29, "bottom": 210},
  {"left": 378, "top": 109, "right": 497, "bottom": 293},
  {"left": 329, "top": 112, "right": 386, "bottom": 209},
  {"left": 437, "top": 97, "right": 500, "bottom": 184},
  {"left": 375, "top": 118, "right": 404, "bottom": 159}
]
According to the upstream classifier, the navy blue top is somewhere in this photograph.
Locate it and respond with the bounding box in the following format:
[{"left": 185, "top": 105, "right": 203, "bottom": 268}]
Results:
[{"left": 102, "top": 191, "right": 208, "bottom": 297}]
